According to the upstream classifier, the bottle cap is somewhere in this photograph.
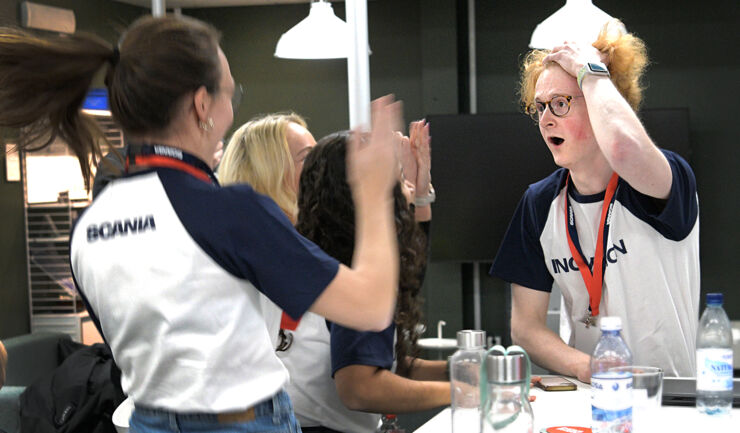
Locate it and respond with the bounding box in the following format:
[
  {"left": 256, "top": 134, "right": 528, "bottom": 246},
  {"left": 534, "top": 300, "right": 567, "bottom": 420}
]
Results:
[
  {"left": 456, "top": 330, "right": 486, "bottom": 349},
  {"left": 599, "top": 316, "right": 622, "bottom": 331},
  {"left": 706, "top": 293, "right": 723, "bottom": 305},
  {"left": 487, "top": 352, "right": 526, "bottom": 383}
]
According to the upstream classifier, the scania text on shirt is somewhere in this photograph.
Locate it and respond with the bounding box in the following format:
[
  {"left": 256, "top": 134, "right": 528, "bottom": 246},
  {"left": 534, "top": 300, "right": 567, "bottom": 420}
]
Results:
[{"left": 86, "top": 215, "right": 156, "bottom": 242}]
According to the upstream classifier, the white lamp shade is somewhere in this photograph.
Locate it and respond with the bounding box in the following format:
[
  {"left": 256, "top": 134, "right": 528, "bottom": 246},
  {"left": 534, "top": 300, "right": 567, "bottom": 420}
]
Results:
[
  {"left": 529, "top": 0, "right": 622, "bottom": 49},
  {"left": 275, "top": 1, "right": 350, "bottom": 59}
]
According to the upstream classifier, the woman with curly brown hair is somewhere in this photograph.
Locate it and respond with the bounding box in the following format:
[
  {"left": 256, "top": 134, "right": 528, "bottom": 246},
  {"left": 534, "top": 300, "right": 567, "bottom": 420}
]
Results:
[
  {"left": 490, "top": 19, "right": 699, "bottom": 381},
  {"left": 277, "top": 127, "right": 448, "bottom": 433}
]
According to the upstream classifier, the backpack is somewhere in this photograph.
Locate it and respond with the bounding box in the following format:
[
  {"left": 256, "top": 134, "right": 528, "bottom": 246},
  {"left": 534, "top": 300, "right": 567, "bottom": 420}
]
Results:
[{"left": 19, "top": 340, "right": 125, "bottom": 433}]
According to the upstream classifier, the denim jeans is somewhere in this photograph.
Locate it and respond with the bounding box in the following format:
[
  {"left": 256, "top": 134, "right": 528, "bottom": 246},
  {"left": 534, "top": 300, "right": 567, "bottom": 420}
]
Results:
[{"left": 129, "top": 390, "right": 301, "bottom": 433}]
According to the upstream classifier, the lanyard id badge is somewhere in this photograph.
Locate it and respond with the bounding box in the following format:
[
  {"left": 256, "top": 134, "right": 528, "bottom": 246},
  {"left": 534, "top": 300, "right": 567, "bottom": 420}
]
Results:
[
  {"left": 564, "top": 172, "right": 619, "bottom": 328},
  {"left": 126, "top": 143, "right": 219, "bottom": 185}
]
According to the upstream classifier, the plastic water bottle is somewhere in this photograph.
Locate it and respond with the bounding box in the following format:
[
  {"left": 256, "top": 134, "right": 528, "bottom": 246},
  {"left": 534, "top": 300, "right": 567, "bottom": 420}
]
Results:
[
  {"left": 590, "top": 316, "right": 633, "bottom": 433},
  {"left": 376, "top": 414, "right": 405, "bottom": 433},
  {"left": 696, "top": 292, "right": 733, "bottom": 415},
  {"left": 450, "top": 330, "right": 486, "bottom": 433}
]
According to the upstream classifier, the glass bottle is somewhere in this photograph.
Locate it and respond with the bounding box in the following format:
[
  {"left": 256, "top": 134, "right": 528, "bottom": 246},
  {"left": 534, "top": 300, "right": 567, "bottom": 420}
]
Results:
[
  {"left": 450, "top": 330, "right": 486, "bottom": 433},
  {"left": 481, "top": 352, "right": 533, "bottom": 433}
]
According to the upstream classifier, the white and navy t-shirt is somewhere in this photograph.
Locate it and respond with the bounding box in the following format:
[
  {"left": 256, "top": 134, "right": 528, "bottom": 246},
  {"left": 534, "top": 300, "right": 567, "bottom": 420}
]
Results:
[
  {"left": 490, "top": 150, "right": 700, "bottom": 377},
  {"left": 279, "top": 222, "right": 430, "bottom": 432},
  {"left": 70, "top": 148, "right": 339, "bottom": 413},
  {"left": 278, "top": 314, "right": 395, "bottom": 433}
]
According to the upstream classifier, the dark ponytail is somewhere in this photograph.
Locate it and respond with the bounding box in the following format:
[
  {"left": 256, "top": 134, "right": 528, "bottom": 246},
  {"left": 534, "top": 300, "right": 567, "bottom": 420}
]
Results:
[
  {"left": 106, "top": 16, "right": 221, "bottom": 136},
  {"left": 0, "top": 27, "right": 113, "bottom": 188},
  {"left": 0, "top": 15, "right": 222, "bottom": 190}
]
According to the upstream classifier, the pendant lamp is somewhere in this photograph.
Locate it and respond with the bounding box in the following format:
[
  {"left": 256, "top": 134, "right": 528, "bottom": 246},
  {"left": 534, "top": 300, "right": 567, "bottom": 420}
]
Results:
[
  {"left": 275, "top": 0, "right": 350, "bottom": 59},
  {"left": 529, "top": 0, "right": 622, "bottom": 49}
]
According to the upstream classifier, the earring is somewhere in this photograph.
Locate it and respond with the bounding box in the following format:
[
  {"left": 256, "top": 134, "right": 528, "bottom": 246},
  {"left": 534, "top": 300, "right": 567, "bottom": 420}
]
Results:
[{"left": 199, "top": 117, "right": 214, "bottom": 131}]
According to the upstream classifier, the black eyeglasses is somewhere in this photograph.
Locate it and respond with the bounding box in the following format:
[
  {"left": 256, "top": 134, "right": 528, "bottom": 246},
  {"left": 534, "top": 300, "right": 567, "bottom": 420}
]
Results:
[
  {"left": 526, "top": 95, "right": 582, "bottom": 122},
  {"left": 231, "top": 83, "right": 244, "bottom": 115}
]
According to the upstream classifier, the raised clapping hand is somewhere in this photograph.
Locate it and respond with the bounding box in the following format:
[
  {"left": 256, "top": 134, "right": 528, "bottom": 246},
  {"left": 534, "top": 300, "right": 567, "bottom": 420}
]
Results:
[
  {"left": 398, "top": 120, "right": 431, "bottom": 194},
  {"left": 542, "top": 41, "right": 608, "bottom": 78},
  {"left": 347, "top": 95, "right": 403, "bottom": 204},
  {"left": 409, "top": 119, "right": 431, "bottom": 197}
]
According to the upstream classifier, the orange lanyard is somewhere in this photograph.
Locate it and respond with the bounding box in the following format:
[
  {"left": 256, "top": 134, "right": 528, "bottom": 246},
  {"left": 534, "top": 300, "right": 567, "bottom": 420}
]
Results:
[{"left": 564, "top": 172, "right": 619, "bottom": 323}]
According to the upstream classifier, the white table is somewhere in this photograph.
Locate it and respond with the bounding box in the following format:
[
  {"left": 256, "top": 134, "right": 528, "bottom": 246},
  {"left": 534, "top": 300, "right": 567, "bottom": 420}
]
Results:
[{"left": 415, "top": 378, "right": 738, "bottom": 432}]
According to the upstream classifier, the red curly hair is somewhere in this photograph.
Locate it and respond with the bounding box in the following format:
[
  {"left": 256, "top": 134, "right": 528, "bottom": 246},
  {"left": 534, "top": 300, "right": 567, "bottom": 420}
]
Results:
[{"left": 519, "top": 19, "right": 649, "bottom": 113}]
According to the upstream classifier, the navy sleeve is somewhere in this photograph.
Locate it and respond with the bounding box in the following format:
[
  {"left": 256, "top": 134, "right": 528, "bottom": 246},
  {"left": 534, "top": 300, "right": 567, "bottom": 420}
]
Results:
[
  {"left": 489, "top": 172, "right": 564, "bottom": 292},
  {"left": 618, "top": 149, "right": 698, "bottom": 241},
  {"left": 330, "top": 322, "right": 395, "bottom": 376},
  {"left": 162, "top": 172, "right": 340, "bottom": 320}
]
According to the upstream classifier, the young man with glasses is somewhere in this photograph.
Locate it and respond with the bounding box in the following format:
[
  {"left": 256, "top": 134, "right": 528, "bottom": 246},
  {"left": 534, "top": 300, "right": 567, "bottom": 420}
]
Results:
[{"left": 490, "top": 20, "right": 700, "bottom": 381}]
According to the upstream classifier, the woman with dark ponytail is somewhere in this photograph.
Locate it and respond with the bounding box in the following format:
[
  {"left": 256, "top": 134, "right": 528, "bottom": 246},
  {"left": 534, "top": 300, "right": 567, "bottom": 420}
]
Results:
[{"left": 0, "top": 15, "right": 404, "bottom": 433}]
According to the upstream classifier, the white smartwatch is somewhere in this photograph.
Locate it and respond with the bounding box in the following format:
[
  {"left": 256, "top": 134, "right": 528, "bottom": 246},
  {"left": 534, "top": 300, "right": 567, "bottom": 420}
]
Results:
[
  {"left": 414, "top": 184, "right": 436, "bottom": 207},
  {"left": 577, "top": 62, "right": 610, "bottom": 89}
]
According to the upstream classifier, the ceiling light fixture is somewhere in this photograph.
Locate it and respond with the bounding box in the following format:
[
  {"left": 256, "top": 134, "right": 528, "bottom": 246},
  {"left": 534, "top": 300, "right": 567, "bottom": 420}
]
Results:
[
  {"left": 529, "top": 0, "right": 621, "bottom": 49},
  {"left": 274, "top": 0, "right": 350, "bottom": 59}
]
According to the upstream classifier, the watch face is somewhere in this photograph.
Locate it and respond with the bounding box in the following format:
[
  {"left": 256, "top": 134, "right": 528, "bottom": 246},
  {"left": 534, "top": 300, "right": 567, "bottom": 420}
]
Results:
[{"left": 588, "top": 62, "right": 608, "bottom": 74}]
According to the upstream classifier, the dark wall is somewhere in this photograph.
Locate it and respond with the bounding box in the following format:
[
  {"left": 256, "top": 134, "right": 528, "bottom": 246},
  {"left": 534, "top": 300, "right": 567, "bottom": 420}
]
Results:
[
  {"left": 189, "top": 0, "right": 458, "bottom": 140},
  {"left": 476, "top": 0, "right": 740, "bottom": 318},
  {"left": 0, "top": 0, "right": 144, "bottom": 339}
]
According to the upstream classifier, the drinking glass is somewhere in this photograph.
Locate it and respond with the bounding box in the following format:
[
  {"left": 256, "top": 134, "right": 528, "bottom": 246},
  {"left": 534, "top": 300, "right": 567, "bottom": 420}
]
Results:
[{"left": 609, "top": 366, "right": 663, "bottom": 432}]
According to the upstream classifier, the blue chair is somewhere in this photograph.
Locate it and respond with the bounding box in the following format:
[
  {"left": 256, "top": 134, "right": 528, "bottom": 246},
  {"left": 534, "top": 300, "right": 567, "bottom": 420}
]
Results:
[{"left": 0, "top": 332, "right": 71, "bottom": 433}]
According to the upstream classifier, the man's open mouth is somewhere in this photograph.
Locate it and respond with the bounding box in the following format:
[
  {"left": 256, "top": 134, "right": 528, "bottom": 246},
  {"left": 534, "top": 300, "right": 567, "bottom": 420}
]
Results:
[{"left": 549, "top": 136, "right": 564, "bottom": 146}]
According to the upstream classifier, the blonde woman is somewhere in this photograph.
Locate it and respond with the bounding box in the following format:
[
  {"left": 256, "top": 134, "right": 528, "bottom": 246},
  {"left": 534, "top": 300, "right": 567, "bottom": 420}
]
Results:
[
  {"left": 219, "top": 113, "right": 315, "bottom": 224},
  {"left": 219, "top": 113, "right": 318, "bottom": 349}
]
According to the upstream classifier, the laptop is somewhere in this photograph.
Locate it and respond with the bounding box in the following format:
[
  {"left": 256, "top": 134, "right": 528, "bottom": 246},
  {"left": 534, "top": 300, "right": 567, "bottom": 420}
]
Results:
[{"left": 661, "top": 377, "right": 740, "bottom": 408}]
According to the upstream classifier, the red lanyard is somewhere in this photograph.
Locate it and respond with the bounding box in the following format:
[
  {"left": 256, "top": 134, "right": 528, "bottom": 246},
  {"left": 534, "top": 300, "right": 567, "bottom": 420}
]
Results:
[
  {"left": 564, "top": 172, "right": 619, "bottom": 318},
  {"left": 125, "top": 143, "right": 218, "bottom": 185},
  {"left": 280, "top": 312, "right": 300, "bottom": 331}
]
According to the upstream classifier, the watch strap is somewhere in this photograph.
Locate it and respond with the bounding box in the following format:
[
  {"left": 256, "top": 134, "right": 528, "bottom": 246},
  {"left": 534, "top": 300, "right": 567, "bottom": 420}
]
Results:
[
  {"left": 414, "top": 184, "right": 436, "bottom": 207},
  {"left": 577, "top": 62, "right": 610, "bottom": 89}
]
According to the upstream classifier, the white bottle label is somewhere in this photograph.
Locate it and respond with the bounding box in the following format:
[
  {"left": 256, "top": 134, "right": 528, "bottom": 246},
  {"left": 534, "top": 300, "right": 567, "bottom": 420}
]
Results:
[
  {"left": 591, "top": 372, "right": 632, "bottom": 427},
  {"left": 696, "top": 348, "right": 733, "bottom": 391}
]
